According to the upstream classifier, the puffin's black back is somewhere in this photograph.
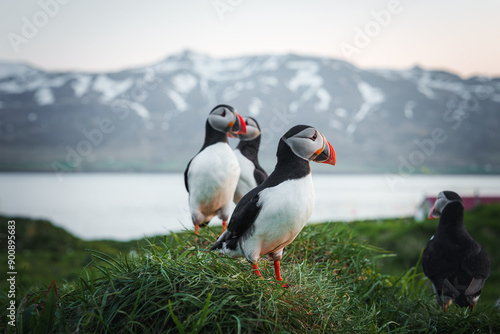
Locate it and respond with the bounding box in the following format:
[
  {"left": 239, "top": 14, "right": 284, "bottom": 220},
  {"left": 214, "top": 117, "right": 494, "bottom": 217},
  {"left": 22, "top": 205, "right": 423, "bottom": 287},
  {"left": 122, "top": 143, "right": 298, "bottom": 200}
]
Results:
[
  {"left": 422, "top": 200, "right": 490, "bottom": 309},
  {"left": 236, "top": 126, "right": 268, "bottom": 184}
]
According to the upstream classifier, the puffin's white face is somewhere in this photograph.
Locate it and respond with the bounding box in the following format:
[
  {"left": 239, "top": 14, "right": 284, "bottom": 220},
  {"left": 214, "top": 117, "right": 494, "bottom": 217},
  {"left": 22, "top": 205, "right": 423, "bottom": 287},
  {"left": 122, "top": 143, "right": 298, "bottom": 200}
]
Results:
[
  {"left": 237, "top": 117, "right": 261, "bottom": 141},
  {"left": 428, "top": 191, "right": 462, "bottom": 218},
  {"left": 208, "top": 105, "right": 247, "bottom": 135},
  {"left": 283, "top": 127, "right": 336, "bottom": 165}
]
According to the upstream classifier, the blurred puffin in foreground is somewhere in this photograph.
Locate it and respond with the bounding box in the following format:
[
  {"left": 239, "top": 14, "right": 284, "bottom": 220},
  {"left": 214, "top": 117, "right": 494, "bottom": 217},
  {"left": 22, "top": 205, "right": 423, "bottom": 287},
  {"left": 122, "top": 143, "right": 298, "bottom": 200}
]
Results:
[
  {"left": 211, "top": 125, "right": 336, "bottom": 285},
  {"left": 184, "top": 105, "right": 247, "bottom": 234},
  {"left": 423, "top": 191, "right": 490, "bottom": 312},
  {"left": 233, "top": 117, "right": 268, "bottom": 203}
]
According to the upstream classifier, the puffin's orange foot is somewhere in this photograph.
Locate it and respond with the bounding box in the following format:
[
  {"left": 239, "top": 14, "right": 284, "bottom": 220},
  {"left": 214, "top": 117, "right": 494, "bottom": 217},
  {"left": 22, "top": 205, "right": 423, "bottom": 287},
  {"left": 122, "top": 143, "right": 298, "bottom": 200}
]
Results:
[{"left": 222, "top": 220, "right": 227, "bottom": 233}]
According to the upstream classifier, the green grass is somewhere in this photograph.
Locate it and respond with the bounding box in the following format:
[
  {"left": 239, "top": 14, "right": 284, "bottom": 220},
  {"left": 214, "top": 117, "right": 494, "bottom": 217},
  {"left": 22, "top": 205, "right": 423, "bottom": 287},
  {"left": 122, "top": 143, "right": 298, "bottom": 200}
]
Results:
[
  {"left": 1, "top": 207, "right": 500, "bottom": 333},
  {"left": 346, "top": 204, "right": 500, "bottom": 307},
  {"left": 0, "top": 216, "right": 147, "bottom": 294}
]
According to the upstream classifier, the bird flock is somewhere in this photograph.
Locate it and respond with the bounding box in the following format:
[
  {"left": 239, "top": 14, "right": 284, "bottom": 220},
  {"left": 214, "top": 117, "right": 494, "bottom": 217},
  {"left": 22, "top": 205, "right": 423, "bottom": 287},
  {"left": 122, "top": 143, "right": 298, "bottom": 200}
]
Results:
[{"left": 183, "top": 104, "right": 490, "bottom": 312}]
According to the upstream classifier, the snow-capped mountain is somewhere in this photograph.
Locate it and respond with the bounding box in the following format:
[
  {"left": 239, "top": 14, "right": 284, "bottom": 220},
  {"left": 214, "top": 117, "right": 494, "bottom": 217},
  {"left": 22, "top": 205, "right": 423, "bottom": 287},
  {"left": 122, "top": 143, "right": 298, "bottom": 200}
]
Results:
[{"left": 0, "top": 50, "right": 499, "bottom": 175}]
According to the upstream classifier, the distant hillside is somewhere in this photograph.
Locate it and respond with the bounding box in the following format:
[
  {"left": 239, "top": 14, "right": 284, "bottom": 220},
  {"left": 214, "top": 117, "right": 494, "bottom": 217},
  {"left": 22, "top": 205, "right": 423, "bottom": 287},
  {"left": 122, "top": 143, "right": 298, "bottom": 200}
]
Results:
[
  {"left": 1, "top": 51, "right": 500, "bottom": 174},
  {"left": 0, "top": 215, "right": 144, "bottom": 290}
]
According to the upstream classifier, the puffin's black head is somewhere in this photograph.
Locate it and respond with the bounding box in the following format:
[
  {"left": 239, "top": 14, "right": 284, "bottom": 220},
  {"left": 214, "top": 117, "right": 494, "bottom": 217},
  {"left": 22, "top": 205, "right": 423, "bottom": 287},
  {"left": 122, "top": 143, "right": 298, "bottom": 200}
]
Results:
[
  {"left": 281, "top": 125, "right": 336, "bottom": 165},
  {"left": 207, "top": 105, "right": 247, "bottom": 136},
  {"left": 235, "top": 117, "right": 261, "bottom": 141},
  {"left": 428, "top": 191, "right": 463, "bottom": 219}
]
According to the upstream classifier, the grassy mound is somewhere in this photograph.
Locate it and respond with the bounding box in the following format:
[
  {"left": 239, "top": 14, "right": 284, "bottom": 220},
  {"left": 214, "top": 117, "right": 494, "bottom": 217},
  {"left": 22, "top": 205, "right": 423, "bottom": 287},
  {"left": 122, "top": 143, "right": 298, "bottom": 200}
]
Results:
[{"left": 5, "top": 221, "right": 500, "bottom": 333}]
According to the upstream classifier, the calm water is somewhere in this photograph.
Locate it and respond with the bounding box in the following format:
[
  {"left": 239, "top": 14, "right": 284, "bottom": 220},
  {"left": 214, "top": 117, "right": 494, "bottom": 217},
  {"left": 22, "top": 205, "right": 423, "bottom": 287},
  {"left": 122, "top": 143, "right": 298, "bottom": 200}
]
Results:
[{"left": 0, "top": 173, "right": 499, "bottom": 240}]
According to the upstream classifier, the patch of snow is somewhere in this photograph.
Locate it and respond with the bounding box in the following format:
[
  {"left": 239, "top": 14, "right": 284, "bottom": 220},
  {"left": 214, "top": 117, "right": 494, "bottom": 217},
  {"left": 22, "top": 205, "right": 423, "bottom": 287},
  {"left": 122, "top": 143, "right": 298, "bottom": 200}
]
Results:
[
  {"left": 286, "top": 61, "right": 324, "bottom": 112},
  {"left": 259, "top": 76, "right": 278, "bottom": 86},
  {"left": 248, "top": 98, "right": 262, "bottom": 116},
  {"left": 0, "top": 74, "right": 70, "bottom": 94},
  {"left": 130, "top": 102, "right": 150, "bottom": 119},
  {"left": 286, "top": 60, "right": 319, "bottom": 71},
  {"left": 329, "top": 119, "right": 343, "bottom": 130},
  {"left": 24, "top": 77, "right": 48, "bottom": 91},
  {"left": 44, "top": 76, "right": 68, "bottom": 88},
  {"left": 399, "top": 69, "right": 472, "bottom": 100},
  {"left": 370, "top": 69, "right": 400, "bottom": 81},
  {"left": 286, "top": 61, "right": 323, "bottom": 92},
  {"left": 0, "top": 81, "right": 25, "bottom": 93},
  {"left": 34, "top": 87, "right": 55, "bottom": 106},
  {"left": 346, "top": 82, "right": 385, "bottom": 135},
  {"left": 490, "top": 94, "right": 500, "bottom": 103},
  {"left": 166, "top": 88, "right": 187, "bottom": 111},
  {"left": 358, "top": 82, "right": 385, "bottom": 105},
  {"left": 289, "top": 101, "right": 299, "bottom": 113},
  {"left": 93, "top": 75, "right": 133, "bottom": 102},
  {"left": 221, "top": 80, "right": 256, "bottom": 101},
  {"left": 71, "top": 75, "right": 92, "bottom": 98},
  {"left": 171, "top": 73, "right": 197, "bottom": 94},
  {"left": 0, "top": 63, "right": 35, "bottom": 80},
  {"left": 315, "top": 88, "right": 331, "bottom": 111},
  {"left": 191, "top": 56, "right": 251, "bottom": 81},
  {"left": 404, "top": 100, "right": 416, "bottom": 119},
  {"left": 155, "top": 62, "right": 179, "bottom": 74},
  {"left": 261, "top": 55, "right": 286, "bottom": 71},
  {"left": 335, "top": 108, "right": 348, "bottom": 118},
  {"left": 222, "top": 84, "right": 243, "bottom": 101},
  {"left": 346, "top": 124, "right": 356, "bottom": 134}
]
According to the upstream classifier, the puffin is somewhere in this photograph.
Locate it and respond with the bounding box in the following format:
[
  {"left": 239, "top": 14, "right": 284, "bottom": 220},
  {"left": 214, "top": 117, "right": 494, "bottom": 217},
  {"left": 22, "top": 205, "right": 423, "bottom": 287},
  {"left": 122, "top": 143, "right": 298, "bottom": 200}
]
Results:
[
  {"left": 233, "top": 117, "right": 268, "bottom": 204},
  {"left": 211, "top": 125, "right": 336, "bottom": 285},
  {"left": 423, "top": 191, "right": 490, "bottom": 312},
  {"left": 184, "top": 105, "right": 247, "bottom": 234}
]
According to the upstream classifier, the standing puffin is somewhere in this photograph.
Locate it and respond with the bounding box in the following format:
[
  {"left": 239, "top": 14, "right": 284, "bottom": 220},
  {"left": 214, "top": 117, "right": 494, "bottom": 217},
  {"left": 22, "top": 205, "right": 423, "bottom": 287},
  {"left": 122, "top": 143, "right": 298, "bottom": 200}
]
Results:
[
  {"left": 423, "top": 191, "right": 490, "bottom": 312},
  {"left": 211, "top": 125, "right": 336, "bottom": 284},
  {"left": 184, "top": 105, "right": 247, "bottom": 234},
  {"left": 233, "top": 117, "right": 268, "bottom": 203}
]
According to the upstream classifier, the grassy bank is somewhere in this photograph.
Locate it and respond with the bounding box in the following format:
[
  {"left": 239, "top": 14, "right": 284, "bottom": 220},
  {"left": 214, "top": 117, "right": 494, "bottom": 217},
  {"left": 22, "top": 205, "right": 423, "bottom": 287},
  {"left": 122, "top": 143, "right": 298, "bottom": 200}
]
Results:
[
  {"left": 0, "top": 216, "right": 147, "bottom": 293},
  {"left": 1, "top": 206, "right": 500, "bottom": 333}
]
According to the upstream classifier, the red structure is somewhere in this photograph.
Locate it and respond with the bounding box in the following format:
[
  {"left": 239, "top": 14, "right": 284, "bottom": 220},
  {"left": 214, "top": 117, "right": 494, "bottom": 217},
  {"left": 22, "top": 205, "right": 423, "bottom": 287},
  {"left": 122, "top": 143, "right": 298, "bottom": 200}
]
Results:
[{"left": 415, "top": 195, "right": 500, "bottom": 221}]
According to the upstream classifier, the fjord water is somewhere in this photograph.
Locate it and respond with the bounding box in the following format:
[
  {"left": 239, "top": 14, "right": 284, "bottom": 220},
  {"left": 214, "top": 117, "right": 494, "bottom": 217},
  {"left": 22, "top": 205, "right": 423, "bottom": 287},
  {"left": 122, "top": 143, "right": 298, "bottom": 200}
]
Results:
[{"left": 0, "top": 173, "right": 499, "bottom": 240}]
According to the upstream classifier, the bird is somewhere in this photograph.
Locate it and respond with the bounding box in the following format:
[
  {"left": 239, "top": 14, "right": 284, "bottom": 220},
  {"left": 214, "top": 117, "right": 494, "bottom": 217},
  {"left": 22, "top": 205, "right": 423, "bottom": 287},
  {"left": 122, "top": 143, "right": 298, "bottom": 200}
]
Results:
[
  {"left": 211, "top": 125, "right": 336, "bottom": 285},
  {"left": 233, "top": 117, "right": 268, "bottom": 204},
  {"left": 423, "top": 190, "right": 490, "bottom": 312},
  {"left": 184, "top": 104, "right": 247, "bottom": 234}
]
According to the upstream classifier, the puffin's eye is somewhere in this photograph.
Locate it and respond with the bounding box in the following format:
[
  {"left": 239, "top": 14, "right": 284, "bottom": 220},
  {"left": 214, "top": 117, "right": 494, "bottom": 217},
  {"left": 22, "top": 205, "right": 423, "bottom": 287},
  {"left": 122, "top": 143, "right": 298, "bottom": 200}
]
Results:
[
  {"left": 311, "top": 133, "right": 318, "bottom": 141},
  {"left": 221, "top": 109, "right": 226, "bottom": 117}
]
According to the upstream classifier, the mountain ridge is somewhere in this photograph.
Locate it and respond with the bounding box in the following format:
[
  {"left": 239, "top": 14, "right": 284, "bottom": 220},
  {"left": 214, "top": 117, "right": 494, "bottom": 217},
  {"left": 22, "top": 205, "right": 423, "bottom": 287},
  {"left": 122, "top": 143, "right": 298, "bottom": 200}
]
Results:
[{"left": 0, "top": 50, "right": 499, "bottom": 175}]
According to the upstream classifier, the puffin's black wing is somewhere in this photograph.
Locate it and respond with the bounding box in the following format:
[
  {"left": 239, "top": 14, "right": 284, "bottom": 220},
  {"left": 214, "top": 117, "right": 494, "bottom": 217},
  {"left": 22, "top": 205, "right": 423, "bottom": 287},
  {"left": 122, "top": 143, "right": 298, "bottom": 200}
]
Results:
[
  {"left": 462, "top": 247, "right": 490, "bottom": 280},
  {"left": 211, "top": 186, "right": 262, "bottom": 250},
  {"left": 184, "top": 159, "right": 193, "bottom": 192},
  {"left": 458, "top": 248, "right": 490, "bottom": 301}
]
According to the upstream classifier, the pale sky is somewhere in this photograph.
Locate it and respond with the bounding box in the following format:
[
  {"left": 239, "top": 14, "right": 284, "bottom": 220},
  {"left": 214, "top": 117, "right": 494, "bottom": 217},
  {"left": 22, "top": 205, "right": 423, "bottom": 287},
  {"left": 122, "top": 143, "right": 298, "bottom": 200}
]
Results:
[{"left": 0, "top": 0, "right": 499, "bottom": 77}]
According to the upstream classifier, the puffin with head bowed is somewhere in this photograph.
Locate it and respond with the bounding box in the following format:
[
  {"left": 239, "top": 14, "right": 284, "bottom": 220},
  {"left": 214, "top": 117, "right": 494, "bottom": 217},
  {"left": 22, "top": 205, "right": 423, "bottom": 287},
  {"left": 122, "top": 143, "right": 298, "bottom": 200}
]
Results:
[
  {"left": 184, "top": 104, "right": 247, "bottom": 234},
  {"left": 423, "top": 190, "right": 490, "bottom": 312},
  {"left": 233, "top": 117, "right": 268, "bottom": 204},
  {"left": 211, "top": 125, "right": 336, "bottom": 285}
]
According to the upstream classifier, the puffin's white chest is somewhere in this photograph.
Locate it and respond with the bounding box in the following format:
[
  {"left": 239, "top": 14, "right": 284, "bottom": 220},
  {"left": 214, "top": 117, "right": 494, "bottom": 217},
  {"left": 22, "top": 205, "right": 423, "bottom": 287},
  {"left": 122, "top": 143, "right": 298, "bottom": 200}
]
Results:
[
  {"left": 188, "top": 143, "right": 240, "bottom": 214},
  {"left": 234, "top": 149, "right": 257, "bottom": 201},
  {"left": 251, "top": 174, "right": 315, "bottom": 255}
]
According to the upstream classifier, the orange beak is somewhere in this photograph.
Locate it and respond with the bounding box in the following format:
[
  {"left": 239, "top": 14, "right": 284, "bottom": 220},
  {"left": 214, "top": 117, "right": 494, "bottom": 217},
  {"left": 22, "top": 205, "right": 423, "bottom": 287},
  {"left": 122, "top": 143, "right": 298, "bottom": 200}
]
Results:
[
  {"left": 228, "top": 112, "right": 247, "bottom": 137},
  {"left": 313, "top": 139, "right": 336, "bottom": 166},
  {"left": 428, "top": 204, "right": 439, "bottom": 219}
]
